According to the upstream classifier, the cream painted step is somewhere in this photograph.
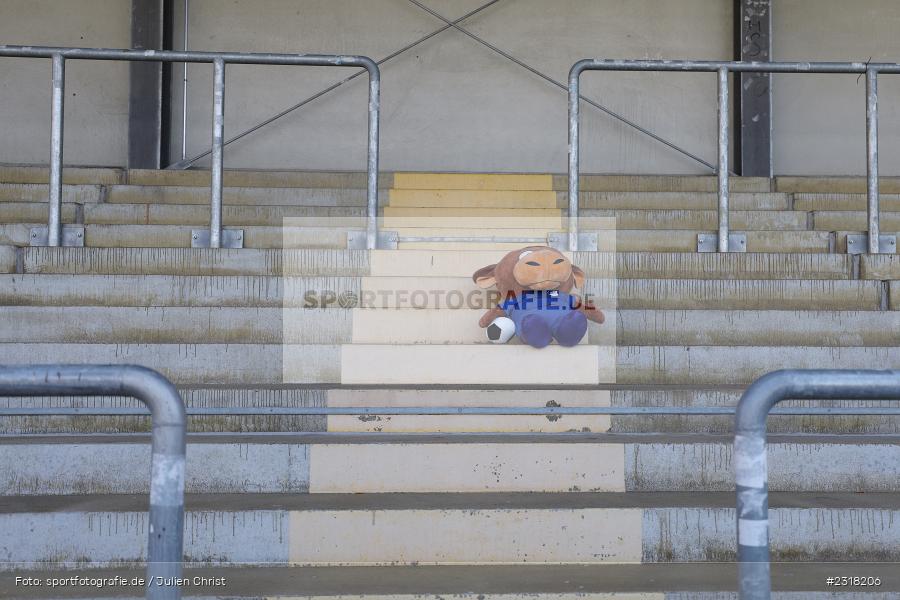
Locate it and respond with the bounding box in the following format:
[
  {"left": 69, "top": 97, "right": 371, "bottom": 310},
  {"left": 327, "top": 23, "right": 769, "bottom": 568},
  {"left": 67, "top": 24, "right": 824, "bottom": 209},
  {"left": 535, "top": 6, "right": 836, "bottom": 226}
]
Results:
[
  {"left": 327, "top": 389, "right": 610, "bottom": 433},
  {"left": 340, "top": 345, "right": 609, "bottom": 385},
  {"left": 382, "top": 209, "right": 563, "bottom": 229},
  {"left": 393, "top": 172, "right": 553, "bottom": 191},
  {"left": 389, "top": 189, "right": 558, "bottom": 208}
]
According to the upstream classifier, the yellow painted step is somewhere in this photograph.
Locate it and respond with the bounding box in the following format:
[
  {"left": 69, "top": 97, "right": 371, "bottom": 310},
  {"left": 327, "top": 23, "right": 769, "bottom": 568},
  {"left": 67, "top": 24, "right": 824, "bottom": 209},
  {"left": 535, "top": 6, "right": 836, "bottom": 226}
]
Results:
[
  {"left": 393, "top": 172, "right": 554, "bottom": 191},
  {"left": 388, "top": 189, "right": 559, "bottom": 208},
  {"left": 368, "top": 250, "right": 571, "bottom": 278},
  {"left": 382, "top": 209, "right": 563, "bottom": 229},
  {"left": 340, "top": 345, "right": 609, "bottom": 385}
]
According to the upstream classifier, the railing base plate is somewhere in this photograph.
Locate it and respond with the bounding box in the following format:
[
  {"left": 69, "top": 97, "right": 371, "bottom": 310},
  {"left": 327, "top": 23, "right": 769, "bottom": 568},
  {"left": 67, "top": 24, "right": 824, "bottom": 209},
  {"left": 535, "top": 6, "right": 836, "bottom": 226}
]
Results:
[
  {"left": 191, "top": 228, "right": 244, "bottom": 248},
  {"left": 347, "top": 230, "right": 399, "bottom": 250},
  {"left": 548, "top": 232, "right": 599, "bottom": 251},
  {"left": 29, "top": 225, "right": 84, "bottom": 247},
  {"left": 697, "top": 233, "right": 747, "bottom": 252},
  {"left": 846, "top": 233, "right": 896, "bottom": 254}
]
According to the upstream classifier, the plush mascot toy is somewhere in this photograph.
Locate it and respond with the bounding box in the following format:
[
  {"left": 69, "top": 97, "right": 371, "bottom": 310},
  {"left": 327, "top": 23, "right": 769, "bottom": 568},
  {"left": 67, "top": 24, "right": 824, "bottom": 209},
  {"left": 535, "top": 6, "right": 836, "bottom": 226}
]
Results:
[{"left": 472, "top": 246, "right": 605, "bottom": 348}]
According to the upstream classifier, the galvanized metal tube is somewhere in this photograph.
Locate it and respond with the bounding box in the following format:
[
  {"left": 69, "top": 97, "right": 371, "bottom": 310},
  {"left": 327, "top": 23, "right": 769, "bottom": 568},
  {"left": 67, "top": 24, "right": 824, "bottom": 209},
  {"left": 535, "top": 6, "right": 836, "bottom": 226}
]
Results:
[
  {"left": 568, "top": 63, "right": 583, "bottom": 251},
  {"left": 0, "top": 365, "right": 186, "bottom": 600},
  {"left": 181, "top": 0, "right": 189, "bottom": 161},
  {"left": 735, "top": 369, "right": 900, "bottom": 600},
  {"left": 48, "top": 53, "right": 65, "bottom": 247},
  {"left": 209, "top": 58, "right": 225, "bottom": 249},
  {"left": 867, "top": 68, "right": 880, "bottom": 254},
  {"left": 717, "top": 67, "right": 730, "bottom": 252},
  {"left": 364, "top": 58, "right": 380, "bottom": 250}
]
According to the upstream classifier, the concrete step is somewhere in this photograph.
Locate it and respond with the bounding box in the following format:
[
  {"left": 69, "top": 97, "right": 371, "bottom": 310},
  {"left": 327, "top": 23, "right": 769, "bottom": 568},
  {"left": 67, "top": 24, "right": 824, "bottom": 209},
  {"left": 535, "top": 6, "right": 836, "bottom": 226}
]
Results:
[
  {"left": 2, "top": 433, "right": 897, "bottom": 495},
  {"left": 580, "top": 209, "right": 808, "bottom": 230},
  {"left": 554, "top": 175, "right": 771, "bottom": 193},
  {"left": 104, "top": 184, "right": 371, "bottom": 206},
  {"left": 2, "top": 492, "right": 898, "bottom": 566},
  {"left": 577, "top": 191, "right": 791, "bottom": 210},
  {"left": 610, "top": 230, "right": 830, "bottom": 253},
  {"left": 0, "top": 183, "right": 103, "bottom": 204},
  {"left": 393, "top": 173, "right": 555, "bottom": 191},
  {"left": 4, "top": 307, "right": 900, "bottom": 347},
  {"left": 81, "top": 203, "right": 364, "bottom": 225},
  {"left": 610, "top": 388, "right": 900, "bottom": 434},
  {"left": 795, "top": 192, "right": 900, "bottom": 211},
  {"left": 0, "top": 224, "right": 355, "bottom": 248},
  {"left": 1, "top": 344, "right": 899, "bottom": 385},
  {"left": 0, "top": 165, "right": 123, "bottom": 185},
  {"left": 814, "top": 211, "right": 900, "bottom": 231},
  {"left": 127, "top": 168, "right": 392, "bottom": 188},
  {"left": 13, "top": 248, "right": 854, "bottom": 279},
  {"left": 0, "top": 275, "right": 882, "bottom": 310},
  {"left": 389, "top": 189, "right": 558, "bottom": 208},
  {"left": 776, "top": 175, "right": 900, "bottom": 194},
  {"left": 2, "top": 564, "right": 897, "bottom": 598}
]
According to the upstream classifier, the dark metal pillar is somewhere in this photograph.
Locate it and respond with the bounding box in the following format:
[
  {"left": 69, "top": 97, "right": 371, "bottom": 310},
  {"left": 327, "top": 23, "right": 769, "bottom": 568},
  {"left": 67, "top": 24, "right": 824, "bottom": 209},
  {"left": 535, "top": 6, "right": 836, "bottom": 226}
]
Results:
[
  {"left": 735, "top": 0, "right": 773, "bottom": 177},
  {"left": 129, "top": 0, "right": 171, "bottom": 168}
]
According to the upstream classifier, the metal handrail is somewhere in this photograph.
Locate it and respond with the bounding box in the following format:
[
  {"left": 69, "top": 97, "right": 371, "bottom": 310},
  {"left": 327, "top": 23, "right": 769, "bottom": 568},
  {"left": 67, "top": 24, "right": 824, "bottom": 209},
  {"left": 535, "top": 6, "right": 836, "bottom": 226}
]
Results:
[
  {"left": 0, "top": 45, "right": 381, "bottom": 250},
  {"left": 734, "top": 369, "right": 900, "bottom": 600},
  {"left": 0, "top": 364, "right": 186, "bottom": 600},
  {"left": 4, "top": 405, "right": 900, "bottom": 416},
  {"left": 569, "top": 59, "right": 900, "bottom": 253}
]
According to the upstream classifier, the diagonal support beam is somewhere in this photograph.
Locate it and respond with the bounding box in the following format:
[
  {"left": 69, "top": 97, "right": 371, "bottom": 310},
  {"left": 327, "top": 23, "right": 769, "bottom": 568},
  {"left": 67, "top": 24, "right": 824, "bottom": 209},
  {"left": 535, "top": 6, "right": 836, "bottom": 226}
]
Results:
[
  {"left": 405, "top": 0, "right": 715, "bottom": 172},
  {"left": 168, "top": 0, "right": 502, "bottom": 169}
]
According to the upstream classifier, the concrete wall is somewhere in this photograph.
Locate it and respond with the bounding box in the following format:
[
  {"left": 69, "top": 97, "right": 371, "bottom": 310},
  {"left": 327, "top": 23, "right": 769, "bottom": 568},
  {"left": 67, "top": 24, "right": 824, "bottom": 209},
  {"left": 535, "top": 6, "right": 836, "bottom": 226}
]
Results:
[
  {"left": 0, "top": 0, "right": 130, "bottom": 167},
  {"left": 170, "top": 0, "right": 731, "bottom": 173},
  {"left": 774, "top": 0, "right": 900, "bottom": 175}
]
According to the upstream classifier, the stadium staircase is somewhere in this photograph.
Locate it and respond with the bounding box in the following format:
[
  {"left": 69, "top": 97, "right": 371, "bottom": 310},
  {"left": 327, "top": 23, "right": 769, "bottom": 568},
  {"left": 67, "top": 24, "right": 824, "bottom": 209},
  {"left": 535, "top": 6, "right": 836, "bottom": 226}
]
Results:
[{"left": 0, "top": 165, "right": 899, "bottom": 598}]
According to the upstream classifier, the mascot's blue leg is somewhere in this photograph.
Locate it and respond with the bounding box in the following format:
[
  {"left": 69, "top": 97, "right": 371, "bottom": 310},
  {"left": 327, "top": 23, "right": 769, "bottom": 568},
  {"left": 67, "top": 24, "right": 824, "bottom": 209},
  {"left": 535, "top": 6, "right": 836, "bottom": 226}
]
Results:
[
  {"left": 554, "top": 310, "right": 588, "bottom": 347},
  {"left": 519, "top": 313, "right": 553, "bottom": 348}
]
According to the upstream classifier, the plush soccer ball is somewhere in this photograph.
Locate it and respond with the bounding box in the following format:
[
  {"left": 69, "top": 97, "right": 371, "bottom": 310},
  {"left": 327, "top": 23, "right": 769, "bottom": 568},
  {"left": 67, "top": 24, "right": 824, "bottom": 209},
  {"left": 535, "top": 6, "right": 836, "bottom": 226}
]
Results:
[{"left": 486, "top": 316, "right": 516, "bottom": 344}]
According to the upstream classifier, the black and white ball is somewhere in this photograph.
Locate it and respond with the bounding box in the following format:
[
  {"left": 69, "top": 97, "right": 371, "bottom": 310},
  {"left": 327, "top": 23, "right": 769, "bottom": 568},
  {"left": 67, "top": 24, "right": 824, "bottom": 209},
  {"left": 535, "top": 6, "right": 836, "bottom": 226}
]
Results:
[{"left": 486, "top": 316, "right": 516, "bottom": 344}]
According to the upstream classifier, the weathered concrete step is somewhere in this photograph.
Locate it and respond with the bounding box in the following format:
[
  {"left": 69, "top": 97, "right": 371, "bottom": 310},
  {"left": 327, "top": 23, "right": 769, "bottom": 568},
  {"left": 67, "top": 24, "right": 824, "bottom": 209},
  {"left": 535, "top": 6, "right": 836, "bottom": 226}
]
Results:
[
  {"left": 861, "top": 254, "right": 900, "bottom": 280},
  {"left": 612, "top": 389, "right": 900, "bottom": 434},
  {"left": 12, "top": 248, "right": 853, "bottom": 279},
  {"left": 0, "top": 183, "right": 103, "bottom": 203},
  {"left": 105, "top": 184, "right": 371, "bottom": 206},
  {"left": 2, "top": 492, "right": 898, "bottom": 566},
  {"left": 814, "top": 211, "right": 900, "bottom": 231},
  {"left": 1, "top": 344, "right": 898, "bottom": 385},
  {"left": 382, "top": 209, "right": 563, "bottom": 229},
  {"left": 0, "top": 224, "right": 354, "bottom": 248},
  {"left": 580, "top": 209, "right": 808, "bottom": 230},
  {"left": 3, "top": 564, "right": 896, "bottom": 598},
  {"left": 81, "top": 203, "right": 364, "bottom": 225},
  {"left": 776, "top": 175, "right": 900, "bottom": 194},
  {"left": 127, "top": 169, "right": 393, "bottom": 188},
  {"left": 553, "top": 174, "right": 771, "bottom": 192},
  {"left": 5, "top": 307, "right": 899, "bottom": 347},
  {"left": 0, "top": 165, "right": 123, "bottom": 185},
  {"left": 0, "top": 202, "right": 79, "bottom": 223},
  {"left": 577, "top": 191, "right": 791, "bottom": 210},
  {"left": 2, "top": 433, "right": 897, "bottom": 495},
  {"left": 610, "top": 230, "right": 830, "bottom": 253},
  {"left": 0, "top": 275, "right": 882, "bottom": 310},
  {"left": 795, "top": 192, "right": 900, "bottom": 211}
]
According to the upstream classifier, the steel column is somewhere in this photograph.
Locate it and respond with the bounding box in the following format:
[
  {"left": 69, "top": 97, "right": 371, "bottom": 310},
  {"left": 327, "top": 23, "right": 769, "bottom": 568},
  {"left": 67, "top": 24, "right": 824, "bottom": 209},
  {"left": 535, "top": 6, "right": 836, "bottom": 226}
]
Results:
[
  {"left": 718, "top": 67, "right": 731, "bottom": 252},
  {"left": 867, "top": 68, "right": 880, "bottom": 254},
  {"left": 0, "top": 365, "right": 186, "bottom": 600},
  {"left": 736, "top": 0, "right": 772, "bottom": 177},
  {"left": 735, "top": 369, "right": 900, "bottom": 599},
  {"left": 209, "top": 58, "right": 225, "bottom": 249},
  {"left": 568, "top": 65, "right": 581, "bottom": 251},
  {"left": 48, "top": 53, "right": 65, "bottom": 247},
  {"left": 366, "top": 62, "right": 380, "bottom": 250},
  {"left": 181, "top": 0, "right": 189, "bottom": 161},
  {"left": 129, "top": 0, "right": 166, "bottom": 169}
]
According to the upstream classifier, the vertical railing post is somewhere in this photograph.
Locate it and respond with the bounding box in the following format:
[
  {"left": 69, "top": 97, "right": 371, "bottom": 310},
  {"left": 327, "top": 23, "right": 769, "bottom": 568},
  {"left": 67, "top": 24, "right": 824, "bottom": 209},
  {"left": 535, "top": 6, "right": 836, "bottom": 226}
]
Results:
[
  {"left": 180, "top": 0, "right": 190, "bottom": 161},
  {"left": 48, "top": 53, "right": 65, "bottom": 247},
  {"left": 209, "top": 58, "right": 225, "bottom": 249},
  {"left": 717, "top": 66, "right": 730, "bottom": 253},
  {"left": 866, "top": 67, "right": 880, "bottom": 254},
  {"left": 567, "top": 63, "right": 582, "bottom": 252},
  {"left": 365, "top": 60, "right": 380, "bottom": 250}
]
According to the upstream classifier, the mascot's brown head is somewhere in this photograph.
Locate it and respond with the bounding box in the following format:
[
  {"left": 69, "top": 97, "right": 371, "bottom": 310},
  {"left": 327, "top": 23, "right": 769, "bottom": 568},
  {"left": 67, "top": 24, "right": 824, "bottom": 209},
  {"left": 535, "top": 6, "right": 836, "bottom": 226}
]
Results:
[{"left": 472, "top": 246, "right": 585, "bottom": 296}]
